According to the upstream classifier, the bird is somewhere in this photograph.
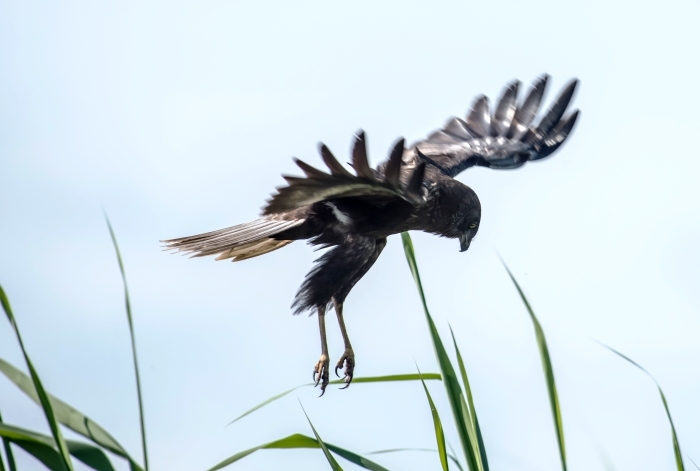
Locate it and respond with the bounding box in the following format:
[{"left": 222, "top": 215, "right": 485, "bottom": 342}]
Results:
[{"left": 162, "top": 74, "right": 580, "bottom": 395}]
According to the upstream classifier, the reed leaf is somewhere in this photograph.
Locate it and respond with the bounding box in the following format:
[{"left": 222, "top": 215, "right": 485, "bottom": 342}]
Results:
[
  {"left": 0, "top": 358, "right": 143, "bottom": 471},
  {"left": 0, "top": 409, "right": 15, "bottom": 471},
  {"left": 0, "top": 422, "right": 115, "bottom": 471},
  {"left": 501, "top": 262, "right": 567, "bottom": 471},
  {"left": 598, "top": 343, "right": 685, "bottom": 471},
  {"left": 300, "top": 403, "right": 343, "bottom": 470},
  {"left": 416, "top": 368, "right": 449, "bottom": 470},
  {"left": 228, "top": 373, "right": 441, "bottom": 425},
  {"left": 206, "top": 433, "right": 389, "bottom": 471},
  {"left": 0, "top": 286, "right": 74, "bottom": 471},
  {"left": 105, "top": 215, "right": 149, "bottom": 471},
  {"left": 401, "top": 232, "right": 486, "bottom": 471},
  {"left": 449, "top": 327, "right": 487, "bottom": 467}
]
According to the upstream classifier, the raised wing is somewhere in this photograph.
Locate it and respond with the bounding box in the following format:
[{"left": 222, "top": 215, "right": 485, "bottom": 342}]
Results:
[
  {"left": 413, "top": 75, "right": 579, "bottom": 177},
  {"left": 263, "top": 132, "right": 426, "bottom": 215}
]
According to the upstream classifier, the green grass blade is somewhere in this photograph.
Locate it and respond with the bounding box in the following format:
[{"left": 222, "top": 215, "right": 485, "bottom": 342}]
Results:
[
  {"left": 104, "top": 215, "right": 148, "bottom": 471},
  {"left": 0, "top": 422, "right": 115, "bottom": 471},
  {"left": 228, "top": 373, "right": 441, "bottom": 425},
  {"left": 501, "top": 262, "right": 566, "bottom": 471},
  {"left": 598, "top": 343, "right": 685, "bottom": 471},
  {"left": 206, "top": 433, "right": 389, "bottom": 471},
  {"left": 0, "top": 286, "right": 74, "bottom": 471},
  {"left": 300, "top": 403, "right": 344, "bottom": 470},
  {"left": 368, "top": 449, "right": 463, "bottom": 471},
  {"left": 449, "top": 327, "right": 487, "bottom": 468},
  {"left": 416, "top": 368, "right": 449, "bottom": 470},
  {"left": 401, "top": 232, "right": 484, "bottom": 471},
  {"left": 0, "top": 409, "right": 16, "bottom": 471},
  {"left": 0, "top": 358, "right": 143, "bottom": 470}
]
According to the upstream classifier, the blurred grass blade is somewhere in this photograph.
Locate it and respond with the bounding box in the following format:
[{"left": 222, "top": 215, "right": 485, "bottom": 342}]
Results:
[
  {"left": 0, "top": 409, "right": 16, "bottom": 471},
  {"left": 105, "top": 215, "right": 148, "bottom": 471},
  {"left": 227, "top": 385, "right": 306, "bottom": 425},
  {"left": 449, "top": 327, "right": 487, "bottom": 467},
  {"left": 447, "top": 442, "right": 464, "bottom": 471},
  {"left": 401, "top": 232, "right": 486, "bottom": 471},
  {"left": 368, "top": 449, "right": 463, "bottom": 471},
  {"left": 0, "top": 422, "right": 115, "bottom": 471},
  {"left": 0, "top": 358, "right": 143, "bottom": 471},
  {"left": 228, "top": 373, "right": 441, "bottom": 425},
  {"left": 206, "top": 433, "right": 389, "bottom": 471},
  {"left": 598, "top": 343, "right": 685, "bottom": 471},
  {"left": 300, "top": 403, "right": 344, "bottom": 470},
  {"left": 501, "top": 262, "right": 566, "bottom": 471},
  {"left": 416, "top": 367, "right": 449, "bottom": 470},
  {"left": 0, "top": 286, "right": 74, "bottom": 471},
  {"left": 689, "top": 456, "right": 699, "bottom": 470}
]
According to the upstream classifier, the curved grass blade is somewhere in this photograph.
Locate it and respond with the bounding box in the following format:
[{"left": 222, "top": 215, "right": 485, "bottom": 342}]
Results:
[
  {"left": 368, "top": 449, "right": 463, "bottom": 471},
  {"left": 0, "top": 286, "right": 74, "bottom": 471},
  {"left": 501, "top": 262, "right": 566, "bottom": 471},
  {"left": 105, "top": 215, "right": 148, "bottom": 471},
  {"left": 449, "top": 327, "right": 487, "bottom": 467},
  {"left": 401, "top": 232, "right": 486, "bottom": 471},
  {"left": 598, "top": 343, "right": 685, "bottom": 471},
  {"left": 0, "top": 358, "right": 142, "bottom": 471},
  {"left": 0, "top": 409, "right": 16, "bottom": 471},
  {"left": 227, "top": 373, "right": 441, "bottom": 425},
  {"left": 300, "top": 403, "right": 343, "bottom": 470},
  {"left": 416, "top": 367, "right": 448, "bottom": 470},
  {"left": 206, "top": 433, "right": 389, "bottom": 471},
  {"left": 0, "top": 422, "right": 115, "bottom": 471}
]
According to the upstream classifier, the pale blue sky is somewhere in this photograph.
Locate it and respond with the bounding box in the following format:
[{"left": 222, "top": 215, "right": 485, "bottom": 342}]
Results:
[{"left": 1, "top": 0, "right": 699, "bottom": 470}]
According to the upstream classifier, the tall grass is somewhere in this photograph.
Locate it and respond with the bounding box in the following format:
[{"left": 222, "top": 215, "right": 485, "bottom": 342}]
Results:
[
  {"left": 105, "top": 215, "right": 149, "bottom": 471},
  {"left": 0, "top": 228, "right": 691, "bottom": 470}
]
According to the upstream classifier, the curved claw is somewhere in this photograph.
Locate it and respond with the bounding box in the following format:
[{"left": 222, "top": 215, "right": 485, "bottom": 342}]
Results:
[
  {"left": 335, "top": 349, "right": 355, "bottom": 390},
  {"left": 313, "top": 355, "right": 330, "bottom": 395},
  {"left": 334, "top": 365, "right": 341, "bottom": 378}
]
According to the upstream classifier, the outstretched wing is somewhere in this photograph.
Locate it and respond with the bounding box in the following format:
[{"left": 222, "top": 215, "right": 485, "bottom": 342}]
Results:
[
  {"left": 263, "top": 132, "right": 426, "bottom": 215},
  {"left": 413, "top": 75, "right": 580, "bottom": 177}
]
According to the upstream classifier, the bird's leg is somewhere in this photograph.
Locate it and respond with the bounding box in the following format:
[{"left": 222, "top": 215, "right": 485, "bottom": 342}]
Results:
[
  {"left": 313, "top": 305, "right": 330, "bottom": 396},
  {"left": 333, "top": 298, "right": 355, "bottom": 388}
]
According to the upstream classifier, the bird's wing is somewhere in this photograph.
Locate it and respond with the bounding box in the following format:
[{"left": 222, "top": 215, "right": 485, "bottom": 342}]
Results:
[
  {"left": 412, "top": 75, "right": 579, "bottom": 177},
  {"left": 263, "top": 132, "right": 426, "bottom": 215}
]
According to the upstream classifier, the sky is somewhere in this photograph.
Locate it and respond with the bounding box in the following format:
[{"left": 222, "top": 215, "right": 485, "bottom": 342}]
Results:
[{"left": 1, "top": 0, "right": 699, "bottom": 470}]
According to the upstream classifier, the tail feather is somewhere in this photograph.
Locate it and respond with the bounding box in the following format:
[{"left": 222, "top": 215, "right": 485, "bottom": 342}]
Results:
[
  {"left": 162, "top": 217, "right": 303, "bottom": 261},
  {"left": 215, "top": 238, "right": 294, "bottom": 262}
]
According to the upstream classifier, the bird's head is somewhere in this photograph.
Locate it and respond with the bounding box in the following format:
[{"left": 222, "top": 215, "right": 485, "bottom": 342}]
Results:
[
  {"left": 455, "top": 187, "right": 481, "bottom": 252},
  {"left": 431, "top": 179, "right": 481, "bottom": 252}
]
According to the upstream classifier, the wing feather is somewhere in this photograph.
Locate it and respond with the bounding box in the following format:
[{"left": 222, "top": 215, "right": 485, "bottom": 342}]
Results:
[
  {"left": 465, "top": 96, "right": 491, "bottom": 138},
  {"left": 264, "top": 136, "right": 425, "bottom": 215},
  {"left": 508, "top": 74, "right": 548, "bottom": 139},
  {"left": 493, "top": 80, "right": 519, "bottom": 136},
  {"left": 352, "top": 131, "right": 376, "bottom": 180},
  {"left": 412, "top": 75, "right": 579, "bottom": 177}
]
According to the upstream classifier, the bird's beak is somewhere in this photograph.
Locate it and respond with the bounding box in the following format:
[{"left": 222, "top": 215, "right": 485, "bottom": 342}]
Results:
[{"left": 459, "top": 232, "right": 471, "bottom": 252}]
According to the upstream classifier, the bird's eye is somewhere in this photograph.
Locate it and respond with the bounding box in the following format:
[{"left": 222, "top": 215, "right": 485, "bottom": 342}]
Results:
[{"left": 469, "top": 223, "right": 477, "bottom": 229}]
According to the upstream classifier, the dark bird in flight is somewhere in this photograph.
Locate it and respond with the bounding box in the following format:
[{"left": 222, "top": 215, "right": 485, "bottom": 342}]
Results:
[{"left": 163, "top": 75, "right": 580, "bottom": 395}]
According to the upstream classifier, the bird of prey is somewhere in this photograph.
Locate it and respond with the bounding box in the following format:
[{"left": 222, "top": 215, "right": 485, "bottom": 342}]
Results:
[{"left": 163, "top": 75, "right": 579, "bottom": 395}]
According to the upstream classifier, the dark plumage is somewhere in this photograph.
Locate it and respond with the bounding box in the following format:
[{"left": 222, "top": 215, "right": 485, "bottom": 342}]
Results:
[{"left": 163, "top": 75, "right": 580, "bottom": 394}]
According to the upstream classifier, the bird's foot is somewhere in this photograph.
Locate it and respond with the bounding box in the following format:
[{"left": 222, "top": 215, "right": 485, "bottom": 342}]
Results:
[
  {"left": 334, "top": 348, "right": 355, "bottom": 389},
  {"left": 313, "top": 354, "right": 330, "bottom": 396}
]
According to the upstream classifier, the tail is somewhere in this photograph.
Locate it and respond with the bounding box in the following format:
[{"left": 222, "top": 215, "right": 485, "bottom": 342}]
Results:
[{"left": 162, "top": 217, "right": 304, "bottom": 262}]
